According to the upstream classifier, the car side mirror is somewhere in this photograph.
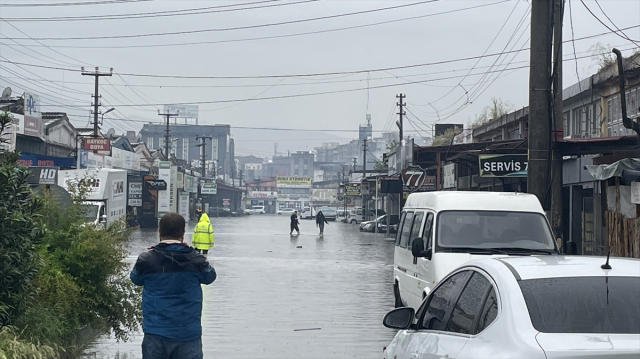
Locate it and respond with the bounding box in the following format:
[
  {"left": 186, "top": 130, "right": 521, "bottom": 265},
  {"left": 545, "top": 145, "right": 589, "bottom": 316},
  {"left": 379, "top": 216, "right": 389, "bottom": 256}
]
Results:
[
  {"left": 382, "top": 307, "right": 415, "bottom": 329},
  {"left": 99, "top": 215, "right": 107, "bottom": 223},
  {"left": 411, "top": 238, "right": 432, "bottom": 260}
]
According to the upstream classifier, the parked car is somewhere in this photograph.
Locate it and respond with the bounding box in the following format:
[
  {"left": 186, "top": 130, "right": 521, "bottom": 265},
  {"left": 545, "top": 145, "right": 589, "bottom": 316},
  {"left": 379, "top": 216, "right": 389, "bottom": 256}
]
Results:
[
  {"left": 277, "top": 208, "right": 296, "bottom": 215},
  {"left": 208, "top": 207, "right": 236, "bottom": 217},
  {"left": 347, "top": 208, "right": 386, "bottom": 224},
  {"left": 246, "top": 205, "right": 265, "bottom": 214},
  {"left": 359, "top": 214, "right": 399, "bottom": 232},
  {"left": 382, "top": 256, "right": 640, "bottom": 359}
]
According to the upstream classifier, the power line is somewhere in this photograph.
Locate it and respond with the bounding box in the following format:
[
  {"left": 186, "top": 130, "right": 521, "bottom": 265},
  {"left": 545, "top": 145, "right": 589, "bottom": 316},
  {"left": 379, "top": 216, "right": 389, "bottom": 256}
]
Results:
[
  {"left": 0, "top": 0, "right": 316, "bottom": 22},
  {"left": 2, "top": 1, "right": 440, "bottom": 41},
  {"left": 592, "top": 0, "right": 640, "bottom": 48},
  {"left": 1, "top": 25, "right": 637, "bottom": 79},
  {"left": 2, "top": 1, "right": 509, "bottom": 49},
  {"left": 0, "top": 0, "right": 153, "bottom": 7}
]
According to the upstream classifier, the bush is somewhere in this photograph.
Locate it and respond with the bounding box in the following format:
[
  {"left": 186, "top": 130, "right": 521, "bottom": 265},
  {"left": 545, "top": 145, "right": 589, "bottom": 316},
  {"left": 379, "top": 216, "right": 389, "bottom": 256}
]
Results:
[{"left": 0, "top": 112, "right": 141, "bottom": 358}]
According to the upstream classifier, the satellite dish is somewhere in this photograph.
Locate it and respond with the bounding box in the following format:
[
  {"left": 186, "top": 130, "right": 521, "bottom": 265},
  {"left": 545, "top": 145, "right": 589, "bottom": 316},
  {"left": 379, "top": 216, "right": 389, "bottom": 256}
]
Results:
[
  {"left": 1, "top": 87, "right": 11, "bottom": 99},
  {"left": 107, "top": 128, "right": 116, "bottom": 136}
]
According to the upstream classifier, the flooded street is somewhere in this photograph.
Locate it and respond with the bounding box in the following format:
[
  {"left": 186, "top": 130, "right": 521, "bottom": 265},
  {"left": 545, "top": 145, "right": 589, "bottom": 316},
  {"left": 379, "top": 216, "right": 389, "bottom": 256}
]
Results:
[{"left": 82, "top": 214, "right": 398, "bottom": 359}]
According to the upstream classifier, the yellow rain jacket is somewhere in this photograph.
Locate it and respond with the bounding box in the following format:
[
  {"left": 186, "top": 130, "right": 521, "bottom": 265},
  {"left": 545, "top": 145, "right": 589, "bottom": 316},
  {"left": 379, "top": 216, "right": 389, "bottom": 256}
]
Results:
[{"left": 192, "top": 213, "right": 214, "bottom": 251}]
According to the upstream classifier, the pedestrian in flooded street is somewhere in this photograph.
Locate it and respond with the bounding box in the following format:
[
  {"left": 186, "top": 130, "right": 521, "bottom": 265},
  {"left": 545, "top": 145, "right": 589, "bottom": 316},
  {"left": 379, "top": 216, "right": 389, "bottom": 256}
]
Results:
[
  {"left": 316, "top": 210, "right": 328, "bottom": 235},
  {"left": 130, "top": 212, "right": 216, "bottom": 359},
  {"left": 290, "top": 210, "right": 300, "bottom": 235},
  {"left": 192, "top": 212, "right": 214, "bottom": 259}
]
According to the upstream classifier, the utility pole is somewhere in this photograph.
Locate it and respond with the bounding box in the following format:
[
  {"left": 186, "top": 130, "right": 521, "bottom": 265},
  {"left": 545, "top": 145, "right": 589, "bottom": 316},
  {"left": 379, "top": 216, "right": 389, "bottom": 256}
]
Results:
[
  {"left": 196, "top": 135, "right": 213, "bottom": 214},
  {"left": 527, "top": 1, "right": 553, "bottom": 212},
  {"left": 396, "top": 93, "right": 406, "bottom": 216},
  {"left": 362, "top": 138, "right": 368, "bottom": 223},
  {"left": 158, "top": 110, "right": 179, "bottom": 161},
  {"left": 353, "top": 157, "right": 357, "bottom": 173},
  {"left": 551, "top": 0, "right": 564, "bottom": 248},
  {"left": 81, "top": 67, "right": 112, "bottom": 137}
]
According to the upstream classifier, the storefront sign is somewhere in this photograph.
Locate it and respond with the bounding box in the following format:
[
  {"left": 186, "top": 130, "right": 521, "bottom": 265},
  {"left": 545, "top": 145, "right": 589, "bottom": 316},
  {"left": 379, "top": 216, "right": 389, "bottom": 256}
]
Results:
[
  {"left": 145, "top": 179, "right": 167, "bottom": 190},
  {"left": 345, "top": 184, "right": 361, "bottom": 196},
  {"left": 128, "top": 182, "right": 142, "bottom": 207},
  {"left": 402, "top": 166, "right": 436, "bottom": 192},
  {"left": 632, "top": 182, "right": 640, "bottom": 205},
  {"left": 201, "top": 182, "right": 217, "bottom": 194},
  {"left": 248, "top": 191, "right": 277, "bottom": 198},
  {"left": 19, "top": 153, "right": 75, "bottom": 168},
  {"left": 276, "top": 176, "right": 312, "bottom": 187},
  {"left": 83, "top": 137, "right": 110, "bottom": 152},
  {"left": 178, "top": 191, "right": 190, "bottom": 221},
  {"left": 479, "top": 154, "right": 528, "bottom": 177},
  {"left": 23, "top": 92, "right": 44, "bottom": 140},
  {"left": 443, "top": 163, "right": 456, "bottom": 189},
  {"left": 157, "top": 161, "right": 171, "bottom": 218}
]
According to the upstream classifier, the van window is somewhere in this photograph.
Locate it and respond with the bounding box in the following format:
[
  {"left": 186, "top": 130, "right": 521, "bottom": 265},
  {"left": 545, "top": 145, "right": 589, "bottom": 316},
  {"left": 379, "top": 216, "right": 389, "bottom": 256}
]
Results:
[
  {"left": 422, "top": 212, "right": 434, "bottom": 250},
  {"left": 399, "top": 212, "right": 414, "bottom": 248},
  {"left": 408, "top": 212, "right": 425, "bottom": 248},
  {"left": 395, "top": 212, "right": 406, "bottom": 246}
]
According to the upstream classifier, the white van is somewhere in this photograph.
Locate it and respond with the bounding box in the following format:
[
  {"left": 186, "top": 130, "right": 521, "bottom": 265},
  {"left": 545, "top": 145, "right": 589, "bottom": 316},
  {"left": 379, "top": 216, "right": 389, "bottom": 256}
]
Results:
[{"left": 393, "top": 191, "right": 558, "bottom": 310}]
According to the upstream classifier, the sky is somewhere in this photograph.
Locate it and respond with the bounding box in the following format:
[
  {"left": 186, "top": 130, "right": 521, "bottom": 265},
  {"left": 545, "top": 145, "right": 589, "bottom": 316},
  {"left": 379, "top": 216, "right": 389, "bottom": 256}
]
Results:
[{"left": 0, "top": 0, "right": 639, "bottom": 158}]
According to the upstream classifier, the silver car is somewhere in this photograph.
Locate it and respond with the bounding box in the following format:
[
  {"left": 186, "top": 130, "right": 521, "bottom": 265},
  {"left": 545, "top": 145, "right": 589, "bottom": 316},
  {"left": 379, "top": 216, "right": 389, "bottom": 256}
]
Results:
[{"left": 382, "top": 256, "right": 640, "bottom": 359}]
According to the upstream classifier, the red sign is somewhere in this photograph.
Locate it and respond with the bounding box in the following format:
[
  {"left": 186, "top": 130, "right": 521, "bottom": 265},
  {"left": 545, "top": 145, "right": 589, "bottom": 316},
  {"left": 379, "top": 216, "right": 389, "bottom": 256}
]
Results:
[
  {"left": 402, "top": 166, "right": 436, "bottom": 192},
  {"left": 83, "top": 137, "right": 110, "bottom": 151}
]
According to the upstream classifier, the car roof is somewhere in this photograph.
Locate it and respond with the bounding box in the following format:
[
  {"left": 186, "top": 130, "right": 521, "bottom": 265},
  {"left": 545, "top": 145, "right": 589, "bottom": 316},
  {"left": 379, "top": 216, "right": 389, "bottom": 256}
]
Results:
[
  {"left": 403, "top": 191, "right": 544, "bottom": 214},
  {"left": 489, "top": 256, "right": 640, "bottom": 280}
]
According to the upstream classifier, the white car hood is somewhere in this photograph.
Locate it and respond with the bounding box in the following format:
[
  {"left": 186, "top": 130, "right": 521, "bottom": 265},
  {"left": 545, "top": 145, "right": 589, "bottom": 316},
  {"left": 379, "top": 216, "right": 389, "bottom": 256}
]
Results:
[{"left": 536, "top": 333, "right": 640, "bottom": 358}]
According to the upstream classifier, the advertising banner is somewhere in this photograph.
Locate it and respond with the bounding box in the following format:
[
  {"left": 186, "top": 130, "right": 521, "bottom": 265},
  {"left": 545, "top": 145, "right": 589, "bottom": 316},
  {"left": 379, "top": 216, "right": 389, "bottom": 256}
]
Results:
[
  {"left": 170, "top": 165, "right": 177, "bottom": 213},
  {"left": 184, "top": 175, "right": 196, "bottom": 193},
  {"left": 112, "top": 180, "right": 125, "bottom": 200},
  {"left": 23, "top": 92, "right": 43, "bottom": 140},
  {"left": 443, "top": 163, "right": 456, "bottom": 189},
  {"left": 201, "top": 182, "right": 217, "bottom": 195},
  {"left": 345, "top": 184, "right": 361, "bottom": 196},
  {"left": 479, "top": 154, "right": 528, "bottom": 177},
  {"left": 178, "top": 191, "right": 190, "bottom": 221},
  {"left": 26, "top": 166, "right": 59, "bottom": 185},
  {"left": 157, "top": 161, "right": 171, "bottom": 218},
  {"left": 111, "top": 147, "right": 140, "bottom": 170},
  {"left": 128, "top": 182, "right": 143, "bottom": 207},
  {"left": 276, "top": 176, "right": 312, "bottom": 187},
  {"left": 248, "top": 191, "right": 277, "bottom": 199},
  {"left": 163, "top": 104, "right": 199, "bottom": 119}
]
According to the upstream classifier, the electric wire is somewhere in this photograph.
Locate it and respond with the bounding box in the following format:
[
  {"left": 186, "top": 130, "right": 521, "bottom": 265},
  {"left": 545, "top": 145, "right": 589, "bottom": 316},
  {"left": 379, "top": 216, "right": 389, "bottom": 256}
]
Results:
[
  {"left": 582, "top": 0, "right": 640, "bottom": 47},
  {"left": 2, "top": 1, "right": 440, "bottom": 41},
  {"left": 1, "top": 0, "right": 153, "bottom": 7}
]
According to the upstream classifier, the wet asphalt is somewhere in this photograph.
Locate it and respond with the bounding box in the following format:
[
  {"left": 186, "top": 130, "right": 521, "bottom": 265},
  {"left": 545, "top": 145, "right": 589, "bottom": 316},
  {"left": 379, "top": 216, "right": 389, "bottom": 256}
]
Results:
[{"left": 81, "top": 214, "right": 398, "bottom": 359}]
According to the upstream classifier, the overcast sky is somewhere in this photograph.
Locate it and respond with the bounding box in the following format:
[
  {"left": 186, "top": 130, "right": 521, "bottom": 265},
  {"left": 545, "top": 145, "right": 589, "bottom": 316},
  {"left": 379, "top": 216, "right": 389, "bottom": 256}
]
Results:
[{"left": 1, "top": 0, "right": 639, "bottom": 158}]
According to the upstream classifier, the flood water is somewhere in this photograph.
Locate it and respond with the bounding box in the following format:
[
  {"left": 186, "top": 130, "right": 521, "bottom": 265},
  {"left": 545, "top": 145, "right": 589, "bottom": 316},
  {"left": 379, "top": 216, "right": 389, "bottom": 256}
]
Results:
[{"left": 81, "top": 214, "right": 398, "bottom": 359}]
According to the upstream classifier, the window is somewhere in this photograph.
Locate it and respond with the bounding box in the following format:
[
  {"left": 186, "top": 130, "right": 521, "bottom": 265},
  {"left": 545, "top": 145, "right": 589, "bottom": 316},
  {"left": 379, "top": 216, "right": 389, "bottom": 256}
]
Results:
[
  {"left": 408, "top": 212, "right": 424, "bottom": 247},
  {"left": 436, "top": 211, "right": 555, "bottom": 250},
  {"left": 395, "top": 213, "right": 406, "bottom": 246},
  {"left": 446, "top": 272, "right": 493, "bottom": 334},
  {"left": 146, "top": 136, "right": 154, "bottom": 149},
  {"left": 422, "top": 213, "right": 434, "bottom": 250},
  {"left": 398, "top": 212, "right": 414, "bottom": 248},
  {"left": 182, "top": 138, "right": 189, "bottom": 160},
  {"left": 562, "top": 112, "right": 569, "bottom": 137},
  {"left": 476, "top": 288, "right": 498, "bottom": 333},
  {"left": 519, "top": 276, "right": 640, "bottom": 334},
  {"left": 420, "top": 271, "right": 472, "bottom": 331}
]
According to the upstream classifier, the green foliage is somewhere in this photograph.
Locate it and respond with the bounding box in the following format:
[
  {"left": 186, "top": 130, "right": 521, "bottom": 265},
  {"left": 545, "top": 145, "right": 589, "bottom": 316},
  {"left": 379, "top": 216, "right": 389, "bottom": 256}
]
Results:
[
  {"left": 432, "top": 127, "right": 462, "bottom": 146},
  {"left": 468, "top": 97, "right": 515, "bottom": 129},
  {"left": 0, "top": 113, "right": 43, "bottom": 328},
  {"left": 0, "top": 112, "right": 141, "bottom": 358}
]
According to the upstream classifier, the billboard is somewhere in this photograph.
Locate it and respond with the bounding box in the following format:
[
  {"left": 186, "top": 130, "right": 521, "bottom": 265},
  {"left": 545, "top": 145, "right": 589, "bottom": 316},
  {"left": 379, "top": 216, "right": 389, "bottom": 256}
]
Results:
[
  {"left": 128, "top": 182, "right": 143, "bottom": 207},
  {"left": 402, "top": 166, "right": 436, "bottom": 192},
  {"left": 26, "top": 166, "right": 59, "bottom": 185},
  {"left": 23, "top": 92, "right": 43, "bottom": 140},
  {"left": 157, "top": 161, "right": 171, "bottom": 218},
  {"left": 163, "top": 104, "right": 199, "bottom": 119},
  {"left": 276, "top": 176, "right": 312, "bottom": 187},
  {"left": 478, "top": 154, "right": 528, "bottom": 177},
  {"left": 345, "top": 184, "right": 361, "bottom": 196},
  {"left": 434, "top": 123, "right": 463, "bottom": 137},
  {"left": 359, "top": 124, "right": 372, "bottom": 140},
  {"left": 201, "top": 182, "right": 217, "bottom": 194}
]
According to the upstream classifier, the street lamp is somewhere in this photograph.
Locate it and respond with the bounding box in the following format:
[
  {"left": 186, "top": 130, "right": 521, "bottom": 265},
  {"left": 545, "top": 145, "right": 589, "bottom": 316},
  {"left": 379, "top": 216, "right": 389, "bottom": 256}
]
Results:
[{"left": 101, "top": 107, "right": 115, "bottom": 126}]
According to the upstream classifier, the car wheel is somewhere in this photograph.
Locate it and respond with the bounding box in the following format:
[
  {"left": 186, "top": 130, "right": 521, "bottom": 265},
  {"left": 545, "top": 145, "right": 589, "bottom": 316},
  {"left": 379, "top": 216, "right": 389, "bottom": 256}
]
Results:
[
  {"left": 350, "top": 219, "right": 357, "bottom": 224},
  {"left": 278, "top": 213, "right": 282, "bottom": 215},
  {"left": 394, "top": 281, "right": 404, "bottom": 308}
]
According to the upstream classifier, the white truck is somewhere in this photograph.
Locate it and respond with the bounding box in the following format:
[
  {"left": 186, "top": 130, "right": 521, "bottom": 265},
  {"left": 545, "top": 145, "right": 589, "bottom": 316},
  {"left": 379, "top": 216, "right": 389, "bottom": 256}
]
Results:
[{"left": 58, "top": 168, "right": 128, "bottom": 226}]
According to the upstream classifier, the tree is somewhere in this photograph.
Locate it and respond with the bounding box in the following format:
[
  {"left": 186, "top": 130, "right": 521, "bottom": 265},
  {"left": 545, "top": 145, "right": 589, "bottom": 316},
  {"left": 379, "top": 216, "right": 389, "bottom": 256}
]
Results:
[
  {"left": 432, "top": 127, "right": 462, "bottom": 146},
  {"left": 468, "top": 97, "right": 514, "bottom": 129},
  {"left": 589, "top": 42, "right": 616, "bottom": 71}
]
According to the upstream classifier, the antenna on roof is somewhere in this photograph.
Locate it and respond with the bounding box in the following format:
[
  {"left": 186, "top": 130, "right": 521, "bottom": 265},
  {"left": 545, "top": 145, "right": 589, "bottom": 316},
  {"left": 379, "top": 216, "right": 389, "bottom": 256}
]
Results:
[{"left": 601, "top": 252, "right": 612, "bottom": 270}]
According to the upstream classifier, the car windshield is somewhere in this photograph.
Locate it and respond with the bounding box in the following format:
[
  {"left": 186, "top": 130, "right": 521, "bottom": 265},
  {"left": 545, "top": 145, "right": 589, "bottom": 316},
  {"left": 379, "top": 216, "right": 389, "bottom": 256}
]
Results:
[
  {"left": 519, "top": 276, "right": 640, "bottom": 334},
  {"left": 436, "top": 210, "right": 555, "bottom": 251}
]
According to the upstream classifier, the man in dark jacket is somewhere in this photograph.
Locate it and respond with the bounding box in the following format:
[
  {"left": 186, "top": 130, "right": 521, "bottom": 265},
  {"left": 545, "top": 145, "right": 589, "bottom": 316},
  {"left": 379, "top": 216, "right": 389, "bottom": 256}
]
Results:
[
  {"left": 290, "top": 210, "right": 300, "bottom": 235},
  {"left": 131, "top": 212, "right": 216, "bottom": 359},
  {"left": 316, "top": 210, "right": 328, "bottom": 235}
]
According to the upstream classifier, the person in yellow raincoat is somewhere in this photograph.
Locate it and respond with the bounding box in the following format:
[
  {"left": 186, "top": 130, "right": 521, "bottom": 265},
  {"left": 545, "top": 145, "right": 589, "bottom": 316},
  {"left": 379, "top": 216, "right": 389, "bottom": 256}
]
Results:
[{"left": 192, "top": 213, "right": 214, "bottom": 258}]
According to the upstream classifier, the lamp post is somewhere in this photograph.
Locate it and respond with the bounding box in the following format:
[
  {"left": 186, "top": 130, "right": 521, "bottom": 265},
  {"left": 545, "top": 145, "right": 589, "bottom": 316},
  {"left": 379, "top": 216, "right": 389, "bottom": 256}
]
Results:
[{"left": 101, "top": 107, "right": 115, "bottom": 129}]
